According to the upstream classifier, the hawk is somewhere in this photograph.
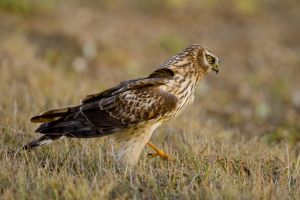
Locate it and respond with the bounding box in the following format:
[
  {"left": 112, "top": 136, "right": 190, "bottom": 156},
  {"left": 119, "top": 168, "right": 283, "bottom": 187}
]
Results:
[{"left": 24, "top": 44, "right": 220, "bottom": 166}]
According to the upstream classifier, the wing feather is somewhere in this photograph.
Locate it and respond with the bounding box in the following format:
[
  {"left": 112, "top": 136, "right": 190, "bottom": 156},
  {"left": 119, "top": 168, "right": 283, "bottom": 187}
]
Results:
[
  {"left": 81, "top": 68, "right": 174, "bottom": 104},
  {"left": 79, "top": 77, "right": 178, "bottom": 135},
  {"left": 31, "top": 73, "right": 177, "bottom": 138}
]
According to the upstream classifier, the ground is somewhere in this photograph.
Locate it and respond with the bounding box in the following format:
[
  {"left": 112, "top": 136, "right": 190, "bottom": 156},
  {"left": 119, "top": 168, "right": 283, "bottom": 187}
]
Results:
[{"left": 0, "top": 0, "right": 300, "bottom": 199}]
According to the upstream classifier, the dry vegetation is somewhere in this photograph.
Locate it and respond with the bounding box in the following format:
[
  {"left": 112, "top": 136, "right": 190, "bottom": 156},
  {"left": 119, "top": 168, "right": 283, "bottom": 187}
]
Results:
[{"left": 0, "top": 0, "right": 300, "bottom": 199}]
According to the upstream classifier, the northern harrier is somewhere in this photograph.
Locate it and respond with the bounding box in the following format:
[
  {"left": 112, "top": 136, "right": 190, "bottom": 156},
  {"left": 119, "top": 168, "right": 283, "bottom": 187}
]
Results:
[{"left": 25, "top": 44, "right": 220, "bottom": 165}]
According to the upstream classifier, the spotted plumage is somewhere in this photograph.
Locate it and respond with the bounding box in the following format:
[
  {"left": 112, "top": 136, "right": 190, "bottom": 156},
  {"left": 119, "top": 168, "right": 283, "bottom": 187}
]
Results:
[{"left": 25, "top": 44, "right": 220, "bottom": 165}]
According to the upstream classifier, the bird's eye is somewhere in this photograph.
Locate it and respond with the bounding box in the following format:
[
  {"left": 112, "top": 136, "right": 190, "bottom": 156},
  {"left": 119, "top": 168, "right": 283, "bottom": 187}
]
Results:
[{"left": 206, "top": 55, "right": 215, "bottom": 64}]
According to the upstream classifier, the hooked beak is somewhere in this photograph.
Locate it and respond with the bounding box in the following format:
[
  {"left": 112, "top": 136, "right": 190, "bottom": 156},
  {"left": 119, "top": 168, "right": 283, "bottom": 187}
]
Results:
[{"left": 212, "top": 62, "right": 220, "bottom": 74}]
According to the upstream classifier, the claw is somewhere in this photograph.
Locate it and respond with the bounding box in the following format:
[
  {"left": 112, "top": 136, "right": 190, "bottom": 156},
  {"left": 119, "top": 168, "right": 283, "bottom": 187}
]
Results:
[{"left": 147, "top": 142, "right": 172, "bottom": 161}]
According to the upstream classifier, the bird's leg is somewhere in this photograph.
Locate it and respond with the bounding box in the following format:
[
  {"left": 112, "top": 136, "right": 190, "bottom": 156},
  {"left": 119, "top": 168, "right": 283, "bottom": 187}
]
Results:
[{"left": 147, "top": 142, "right": 171, "bottom": 160}]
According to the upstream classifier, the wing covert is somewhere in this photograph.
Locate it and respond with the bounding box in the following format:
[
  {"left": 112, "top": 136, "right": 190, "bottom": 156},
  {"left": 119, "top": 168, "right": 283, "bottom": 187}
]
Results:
[{"left": 79, "top": 77, "right": 178, "bottom": 134}]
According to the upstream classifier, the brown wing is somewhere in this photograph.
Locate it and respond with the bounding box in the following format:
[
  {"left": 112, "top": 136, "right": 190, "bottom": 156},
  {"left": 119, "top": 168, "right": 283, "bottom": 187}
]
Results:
[
  {"left": 79, "top": 77, "right": 178, "bottom": 134},
  {"left": 32, "top": 69, "right": 177, "bottom": 138},
  {"left": 81, "top": 68, "right": 174, "bottom": 104}
]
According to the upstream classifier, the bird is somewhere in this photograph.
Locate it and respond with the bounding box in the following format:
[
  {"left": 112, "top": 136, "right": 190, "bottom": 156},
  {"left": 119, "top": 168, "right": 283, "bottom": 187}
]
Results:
[{"left": 24, "top": 44, "right": 220, "bottom": 166}]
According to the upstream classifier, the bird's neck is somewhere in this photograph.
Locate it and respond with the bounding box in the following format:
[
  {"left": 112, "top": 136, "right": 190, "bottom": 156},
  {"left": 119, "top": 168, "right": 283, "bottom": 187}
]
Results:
[{"left": 171, "top": 66, "right": 207, "bottom": 86}]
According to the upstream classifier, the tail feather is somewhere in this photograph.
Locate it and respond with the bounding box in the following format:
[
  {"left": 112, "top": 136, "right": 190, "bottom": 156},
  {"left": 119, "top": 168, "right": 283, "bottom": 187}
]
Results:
[
  {"left": 30, "top": 106, "right": 78, "bottom": 123},
  {"left": 36, "top": 120, "right": 95, "bottom": 135},
  {"left": 25, "top": 105, "right": 107, "bottom": 151},
  {"left": 23, "top": 135, "right": 62, "bottom": 150}
]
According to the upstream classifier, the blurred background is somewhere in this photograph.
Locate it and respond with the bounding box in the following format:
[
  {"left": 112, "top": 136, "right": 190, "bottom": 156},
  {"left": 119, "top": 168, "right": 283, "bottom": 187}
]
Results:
[{"left": 0, "top": 0, "right": 299, "bottom": 146}]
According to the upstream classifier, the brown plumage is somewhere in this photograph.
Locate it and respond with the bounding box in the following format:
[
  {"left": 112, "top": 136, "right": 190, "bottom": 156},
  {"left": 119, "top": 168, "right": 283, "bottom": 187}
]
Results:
[{"left": 25, "top": 44, "right": 220, "bottom": 165}]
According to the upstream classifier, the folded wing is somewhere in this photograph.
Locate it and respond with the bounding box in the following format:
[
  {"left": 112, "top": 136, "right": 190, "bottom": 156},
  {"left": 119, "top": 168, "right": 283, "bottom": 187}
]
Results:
[{"left": 31, "top": 72, "right": 177, "bottom": 139}]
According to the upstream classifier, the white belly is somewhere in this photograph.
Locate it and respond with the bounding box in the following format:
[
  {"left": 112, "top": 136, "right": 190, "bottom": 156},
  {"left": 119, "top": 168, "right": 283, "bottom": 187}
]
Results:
[{"left": 112, "top": 121, "right": 162, "bottom": 166}]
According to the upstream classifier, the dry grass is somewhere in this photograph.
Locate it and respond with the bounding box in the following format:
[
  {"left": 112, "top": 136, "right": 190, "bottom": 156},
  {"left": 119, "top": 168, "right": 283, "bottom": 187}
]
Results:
[{"left": 1, "top": 0, "right": 300, "bottom": 199}]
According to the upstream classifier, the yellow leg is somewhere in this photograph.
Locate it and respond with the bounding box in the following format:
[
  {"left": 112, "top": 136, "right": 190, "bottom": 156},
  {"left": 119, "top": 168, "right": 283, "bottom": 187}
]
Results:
[{"left": 147, "top": 142, "right": 171, "bottom": 160}]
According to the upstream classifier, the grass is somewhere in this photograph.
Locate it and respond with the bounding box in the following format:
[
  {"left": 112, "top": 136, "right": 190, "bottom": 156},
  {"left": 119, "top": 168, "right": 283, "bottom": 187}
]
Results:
[
  {"left": 1, "top": 126, "right": 299, "bottom": 199},
  {"left": 1, "top": 0, "right": 300, "bottom": 199}
]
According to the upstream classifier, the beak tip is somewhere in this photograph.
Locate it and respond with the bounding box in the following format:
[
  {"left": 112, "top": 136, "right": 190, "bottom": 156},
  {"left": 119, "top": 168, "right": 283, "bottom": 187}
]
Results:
[{"left": 212, "top": 68, "right": 219, "bottom": 74}]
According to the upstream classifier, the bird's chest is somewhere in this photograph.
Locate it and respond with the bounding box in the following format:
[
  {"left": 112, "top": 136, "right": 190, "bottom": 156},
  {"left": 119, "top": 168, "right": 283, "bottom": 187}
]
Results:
[
  {"left": 164, "top": 79, "right": 195, "bottom": 120},
  {"left": 174, "top": 85, "right": 194, "bottom": 116}
]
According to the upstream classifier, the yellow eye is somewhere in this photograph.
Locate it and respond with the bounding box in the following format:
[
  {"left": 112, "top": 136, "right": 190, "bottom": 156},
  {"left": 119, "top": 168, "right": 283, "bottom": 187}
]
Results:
[{"left": 206, "top": 55, "right": 215, "bottom": 64}]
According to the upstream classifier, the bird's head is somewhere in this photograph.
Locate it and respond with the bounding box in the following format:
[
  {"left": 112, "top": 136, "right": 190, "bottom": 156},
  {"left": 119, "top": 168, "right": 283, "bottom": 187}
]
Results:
[
  {"left": 184, "top": 44, "right": 220, "bottom": 74},
  {"left": 161, "top": 44, "right": 220, "bottom": 74},
  {"left": 151, "top": 44, "right": 220, "bottom": 81}
]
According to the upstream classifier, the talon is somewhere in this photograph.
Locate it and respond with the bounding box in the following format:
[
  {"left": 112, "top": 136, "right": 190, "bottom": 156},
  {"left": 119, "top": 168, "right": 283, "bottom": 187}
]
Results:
[{"left": 147, "top": 142, "right": 172, "bottom": 161}]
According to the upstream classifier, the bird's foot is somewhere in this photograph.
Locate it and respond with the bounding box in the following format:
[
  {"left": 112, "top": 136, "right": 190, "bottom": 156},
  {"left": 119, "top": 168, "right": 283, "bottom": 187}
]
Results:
[{"left": 147, "top": 142, "right": 171, "bottom": 161}]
